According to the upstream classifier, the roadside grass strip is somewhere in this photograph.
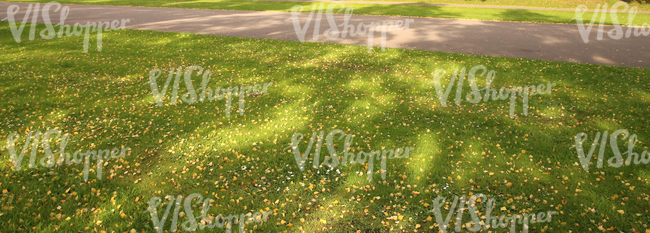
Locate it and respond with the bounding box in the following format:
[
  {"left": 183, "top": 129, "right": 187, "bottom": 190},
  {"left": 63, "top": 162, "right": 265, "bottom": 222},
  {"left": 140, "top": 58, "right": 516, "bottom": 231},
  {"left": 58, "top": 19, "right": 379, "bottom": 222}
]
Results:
[{"left": 4, "top": 0, "right": 650, "bottom": 25}]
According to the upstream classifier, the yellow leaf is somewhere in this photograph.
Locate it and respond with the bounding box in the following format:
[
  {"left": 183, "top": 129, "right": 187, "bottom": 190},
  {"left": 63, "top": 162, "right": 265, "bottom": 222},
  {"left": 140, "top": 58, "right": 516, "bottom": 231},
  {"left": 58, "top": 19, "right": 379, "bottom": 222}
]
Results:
[
  {"left": 423, "top": 203, "right": 430, "bottom": 208},
  {"left": 426, "top": 216, "right": 432, "bottom": 221},
  {"left": 618, "top": 210, "right": 625, "bottom": 214}
]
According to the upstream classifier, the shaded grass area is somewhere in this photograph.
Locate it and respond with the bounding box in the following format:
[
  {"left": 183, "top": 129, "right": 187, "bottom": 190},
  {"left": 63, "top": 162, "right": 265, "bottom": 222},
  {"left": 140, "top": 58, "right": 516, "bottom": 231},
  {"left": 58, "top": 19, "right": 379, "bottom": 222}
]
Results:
[
  {"left": 0, "top": 22, "right": 650, "bottom": 232},
  {"left": 3, "top": 0, "right": 650, "bottom": 25}
]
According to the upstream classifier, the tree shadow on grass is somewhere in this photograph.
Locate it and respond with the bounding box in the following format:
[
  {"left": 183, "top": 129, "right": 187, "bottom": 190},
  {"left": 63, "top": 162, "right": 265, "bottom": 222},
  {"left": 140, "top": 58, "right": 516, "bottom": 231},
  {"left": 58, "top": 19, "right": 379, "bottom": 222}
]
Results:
[
  {"left": 497, "top": 8, "right": 559, "bottom": 23},
  {"left": 0, "top": 21, "right": 649, "bottom": 232},
  {"left": 623, "top": 0, "right": 650, "bottom": 4}
]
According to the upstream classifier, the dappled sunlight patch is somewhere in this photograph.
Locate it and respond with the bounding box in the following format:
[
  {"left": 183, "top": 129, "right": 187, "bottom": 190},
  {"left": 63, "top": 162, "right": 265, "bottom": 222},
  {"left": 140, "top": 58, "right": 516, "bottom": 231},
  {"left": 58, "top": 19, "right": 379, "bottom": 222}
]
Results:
[
  {"left": 289, "top": 194, "right": 353, "bottom": 231},
  {"left": 406, "top": 132, "right": 438, "bottom": 183}
]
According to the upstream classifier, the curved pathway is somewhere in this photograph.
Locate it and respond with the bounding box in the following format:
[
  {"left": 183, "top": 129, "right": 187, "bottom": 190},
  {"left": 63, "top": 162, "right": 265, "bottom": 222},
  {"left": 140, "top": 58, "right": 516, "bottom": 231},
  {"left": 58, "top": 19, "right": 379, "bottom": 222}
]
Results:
[{"left": 1, "top": 1, "right": 649, "bottom": 68}]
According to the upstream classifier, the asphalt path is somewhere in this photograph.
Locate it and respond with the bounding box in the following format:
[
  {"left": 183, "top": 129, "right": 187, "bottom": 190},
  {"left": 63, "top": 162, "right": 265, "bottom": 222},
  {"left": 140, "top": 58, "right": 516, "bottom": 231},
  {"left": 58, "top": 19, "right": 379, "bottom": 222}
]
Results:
[{"left": 1, "top": 1, "right": 649, "bottom": 68}]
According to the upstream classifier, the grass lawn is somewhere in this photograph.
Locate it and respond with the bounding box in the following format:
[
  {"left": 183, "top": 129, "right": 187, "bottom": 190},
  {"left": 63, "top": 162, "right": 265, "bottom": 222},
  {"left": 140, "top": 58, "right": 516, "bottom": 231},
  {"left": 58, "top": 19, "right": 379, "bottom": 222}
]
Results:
[
  {"left": 331, "top": 0, "right": 650, "bottom": 11},
  {"left": 3, "top": 0, "right": 650, "bottom": 26},
  {"left": 1, "top": 22, "right": 650, "bottom": 233}
]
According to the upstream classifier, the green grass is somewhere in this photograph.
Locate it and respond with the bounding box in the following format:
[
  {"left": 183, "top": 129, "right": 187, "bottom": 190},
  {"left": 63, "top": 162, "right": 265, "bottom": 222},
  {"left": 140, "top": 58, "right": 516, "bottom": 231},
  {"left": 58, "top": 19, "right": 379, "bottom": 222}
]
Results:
[
  {"left": 4, "top": 0, "right": 650, "bottom": 26},
  {"left": 332, "top": 0, "right": 650, "bottom": 11},
  {"left": 1, "top": 22, "right": 650, "bottom": 233}
]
